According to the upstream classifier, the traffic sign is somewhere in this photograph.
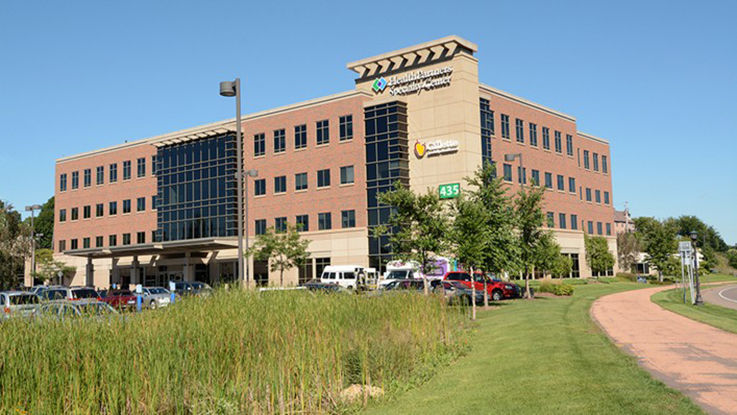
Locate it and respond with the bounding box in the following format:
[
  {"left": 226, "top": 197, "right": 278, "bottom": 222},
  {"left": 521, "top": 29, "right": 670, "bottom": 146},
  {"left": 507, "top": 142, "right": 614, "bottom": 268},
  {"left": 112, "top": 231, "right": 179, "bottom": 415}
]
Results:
[
  {"left": 678, "top": 241, "right": 693, "bottom": 254},
  {"left": 438, "top": 183, "right": 460, "bottom": 199}
]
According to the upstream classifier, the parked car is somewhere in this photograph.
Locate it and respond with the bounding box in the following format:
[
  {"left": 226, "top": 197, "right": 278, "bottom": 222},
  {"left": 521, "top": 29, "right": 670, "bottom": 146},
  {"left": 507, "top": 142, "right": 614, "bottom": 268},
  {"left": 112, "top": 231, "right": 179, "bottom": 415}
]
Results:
[
  {"left": 383, "top": 279, "right": 425, "bottom": 291},
  {"left": 1, "top": 291, "right": 40, "bottom": 319},
  {"left": 37, "top": 287, "right": 69, "bottom": 301},
  {"left": 301, "top": 279, "right": 347, "bottom": 293},
  {"left": 101, "top": 289, "right": 138, "bottom": 310},
  {"left": 319, "top": 265, "right": 376, "bottom": 290},
  {"left": 439, "top": 280, "right": 486, "bottom": 305},
  {"left": 442, "top": 271, "right": 521, "bottom": 301},
  {"left": 34, "top": 300, "right": 118, "bottom": 320},
  {"left": 141, "top": 287, "right": 173, "bottom": 309},
  {"left": 173, "top": 281, "right": 213, "bottom": 297}
]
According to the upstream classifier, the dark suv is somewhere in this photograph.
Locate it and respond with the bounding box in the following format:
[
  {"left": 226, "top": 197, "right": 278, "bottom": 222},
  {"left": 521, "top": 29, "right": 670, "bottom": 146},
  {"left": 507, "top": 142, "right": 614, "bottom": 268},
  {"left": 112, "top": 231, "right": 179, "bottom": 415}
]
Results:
[{"left": 442, "top": 271, "right": 521, "bottom": 301}]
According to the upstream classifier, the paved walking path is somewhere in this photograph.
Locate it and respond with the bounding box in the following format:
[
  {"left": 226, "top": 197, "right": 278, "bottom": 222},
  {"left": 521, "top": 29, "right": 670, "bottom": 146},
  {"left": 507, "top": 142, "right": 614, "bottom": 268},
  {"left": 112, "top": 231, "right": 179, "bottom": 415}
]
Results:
[
  {"left": 591, "top": 285, "right": 737, "bottom": 415},
  {"left": 703, "top": 284, "right": 737, "bottom": 311}
]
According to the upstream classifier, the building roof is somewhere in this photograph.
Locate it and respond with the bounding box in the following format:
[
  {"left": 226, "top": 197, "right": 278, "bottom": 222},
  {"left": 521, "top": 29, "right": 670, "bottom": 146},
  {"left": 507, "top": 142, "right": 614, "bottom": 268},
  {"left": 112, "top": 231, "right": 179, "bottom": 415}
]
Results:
[
  {"left": 479, "top": 84, "right": 576, "bottom": 123},
  {"left": 614, "top": 210, "right": 628, "bottom": 223}
]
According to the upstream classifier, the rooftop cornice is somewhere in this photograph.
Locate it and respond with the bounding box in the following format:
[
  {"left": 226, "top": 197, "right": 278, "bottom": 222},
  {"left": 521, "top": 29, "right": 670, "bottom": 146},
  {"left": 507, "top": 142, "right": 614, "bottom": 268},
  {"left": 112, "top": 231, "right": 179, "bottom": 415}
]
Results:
[
  {"left": 577, "top": 131, "right": 609, "bottom": 144},
  {"left": 479, "top": 83, "right": 576, "bottom": 123},
  {"left": 346, "top": 35, "right": 478, "bottom": 79}
]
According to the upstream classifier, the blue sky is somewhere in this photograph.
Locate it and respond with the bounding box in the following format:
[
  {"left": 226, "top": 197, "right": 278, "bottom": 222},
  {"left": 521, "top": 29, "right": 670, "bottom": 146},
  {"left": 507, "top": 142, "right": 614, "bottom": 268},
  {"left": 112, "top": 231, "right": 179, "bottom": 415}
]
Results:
[{"left": 1, "top": 0, "right": 735, "bottom": 244}]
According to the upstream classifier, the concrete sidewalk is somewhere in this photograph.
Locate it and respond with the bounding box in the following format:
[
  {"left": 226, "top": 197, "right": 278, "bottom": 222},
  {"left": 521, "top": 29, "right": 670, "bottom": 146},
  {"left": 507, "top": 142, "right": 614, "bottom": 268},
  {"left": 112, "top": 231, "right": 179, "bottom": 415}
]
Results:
[{"left": 591, "top": 285, "right": 737, "bottom": 415}]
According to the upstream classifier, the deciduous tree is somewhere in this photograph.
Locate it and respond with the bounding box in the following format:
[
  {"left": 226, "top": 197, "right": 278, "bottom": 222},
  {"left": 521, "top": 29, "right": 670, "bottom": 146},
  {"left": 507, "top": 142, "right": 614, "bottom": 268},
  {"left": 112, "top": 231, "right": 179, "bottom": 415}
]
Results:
[
  {"left": 585, "top": 234, "right": 615, "bottom": 276},
  {"left": 514, "top": 183, "right": 554, "bottom": 298},
  {"left": 449, "top": 195, "right": 488, "bottom": 320},
  {"left": 247, "top": 224, "right": 310, "bottom": 287}
]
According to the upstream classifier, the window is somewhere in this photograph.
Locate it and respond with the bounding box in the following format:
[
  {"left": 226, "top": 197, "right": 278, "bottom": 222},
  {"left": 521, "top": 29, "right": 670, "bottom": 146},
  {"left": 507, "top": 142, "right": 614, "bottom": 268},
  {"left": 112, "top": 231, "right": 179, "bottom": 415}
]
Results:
[
  {"left": 109, "top": 201, "right": 117, "bottom": 215},
  {"left": 316, "top": 120, "right": 329, "bottom": 145},
  {"left": 515, "top": 118, "right": 524, "bottom": 143},
  {"left": 137, "top": 197, "right": 146, "bottom": 211},
  {"left": 274, "top": 176, "right": 287, "bottom": 194},
  {"left": 123, "top": 199, "right": 131, "bottom": 214},
  {"left": 503, "top": 163, "right": 513, "bottom": 181},
  {"left": 84, "top": 169, "right": 91, "bottom": 187},
  {"left": 339, "top": 115, "right": 353, "bottom": 141},
  {"left": 554, "top": 131, "right": 562, "bottom": 153},
  {"left": 96, "top": 166, "right": 104, "bottom": 185},
  {"left": 571, "top": 214, "right": 578, "bottom": 230},
  {"left": 255, "top": 219, "right": 266, "bottom": 235},
  {"left": 318, "top": 212, "right": 332, "bottom": 230},
  {"left": 544, "top": 172, "right": 553, "bottom": 189},
  {"left": 606, "top": 223, "right": 612, "bottom": 236},
  {"left": 295, "top": 173, "right": 308, "bottom": 191},
  {"left": 531, "top": 169, "right": 540, "bottom": 185},
  {"left": 296, "top": 214, "right": 309, "bottom": 231},
  {"left": 137, "top": 157, "right": 146, "bottom": 177},
  {"left": 137, "top": 231, "right": 145, "bottom": 244},
  {"left": 546, "top": 212, "right": 555, "bottom": 227},
  {"left": 83, "top": 205, "right": 91, "bottom": 219},
  {"left": 317, "top": 169, "right": 330, "bottom": 188},
  {"left": 588, "top": 221, "right": 594, "bottom": 234},
  {"left": 542, "top": 127, "right": 550, "bottom": 150},
  {"left": 254, "top": 178, "right": 266, "bottom": 196},
  {"left": 275, "top": 217, "right": 287, "bottom": 233},
  {"left": 597, "top": 222, "right": 603, "bottom": 235},
  {"left": 604, "top": 191, "right": 610, "bottom": 205},
  {"left": 254, "top": 133, "right": 265, "bottom": 157},
  {"left": 95, "top": 236, "right": 103, "bottom": 248},
  {"left": 480, "top": 99, "right": 495, "bottom": 136},
  {"left": 340, "top": 165, "right": 354, "bottom": 185},
  {"left": 274, "top": 129, "right": 286, "bottom": 153},
  {"left": 568, "top": 177, "right": 576, "bottom": 193},
  {"left": 109, "top": 235, "right": 117, "bottom": 247},
  {"left": 583, "top": 150, "right": 590, "bottom": 169},
  {"left": 59, "top": 240, "right": 66, "bottom": 251},
  {"left": 71, "top": 171, "right": 79, "bottom": 189},
  {"left": 529, "top": 123, "right": 538, "bottom": 147},
  {"left": 59, "top": 209, "right": 66, "bottom": 222},
  {"left": 151, "top": 155, "right": 157, "bottom": 175},
  {"left": 83, "top": 238, "right": 90, "bottom": 249},
  {"left": 566, "top": 134, "right": 573, "bottom": 156},
  {"left": 557, "top": 174, "right": 565, "bottom": 191},
  {"left": 595, "top": 190, "right": 601, "bottom": 203},
  {"left": 602, "top": 155, "right": 608, "bottom": 174},
  {"left": 122, "top": 233, "right": 131, "bottom": 245},
  {"left": 294, "top": 124, "right": 307, "bottom": 149},
  {"left": 517, "top": 166, "right": 527, "bottom": 184},
  {"left": 585, "top": 188, "right": 592, "bottom": 202},
  {"left": 500, "top": 114, "right": 510, "bottom": 139},
  {"left": 96, "top": 203, "right": 103, "bottom": 217},
  {"left": 109, "top": 163, "right": 117, "bottom": 183},
  {"left": 341, "top": 210, "right": 356, "bottom": 228},
  {"left": 60, "top": 173, "right": 67, "bottom": 191},
  {"left": 71, "top": 207, "right": 78, "bottom": 221},
  {"left": 152, "top": 195, "right": 157, "bottom": 210},
  {"left": 123, "top": 161, "right": 131, "bottom": 180},
  {"left": 593, "top": 153, "right": 599, "bottom": 171},
  {"left": 71, "top": 239, "right": 78, "bottom": 250},
  {"left": 559, "top": 213, "right": 567, "bottom": 229}
]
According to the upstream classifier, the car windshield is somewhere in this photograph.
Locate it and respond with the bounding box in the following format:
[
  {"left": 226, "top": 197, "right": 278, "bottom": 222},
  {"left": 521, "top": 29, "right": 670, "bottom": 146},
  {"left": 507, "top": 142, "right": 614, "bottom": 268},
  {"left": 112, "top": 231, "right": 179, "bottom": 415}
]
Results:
[
  {"left": 42, "top": 290, "right": 67, "bottom": 300},
  {"left": 386, "top": 270, "right": 409, "bottom": 280},
  {"left": 77, "top": 303, "right": 116, "bottom": 316},
  {"left": 10, "top": 294, "right": 39, "bottom": 305},
  {"left": 148, "top": 288, "right": 167, "bottom": 294},
  {"left": 110, "top": 290, "right": 132, "bottom": 296},
  {"left": 72, "top": 289, "right": 98, "bottom": 299}
]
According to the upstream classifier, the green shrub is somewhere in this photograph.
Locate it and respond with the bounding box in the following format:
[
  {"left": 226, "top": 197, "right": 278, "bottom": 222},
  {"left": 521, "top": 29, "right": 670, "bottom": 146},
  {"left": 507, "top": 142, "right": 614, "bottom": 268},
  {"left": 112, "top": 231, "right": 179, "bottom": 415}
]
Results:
[
  {"left": 616, "top": 272, "right": 637, "bottom": 282},
  {"left": 537, "top": 281, "right": 574, "bottom": 296},
  {"left": 538, "top": 280, "right": 555, "bottom": 293},
  {"left": 552, "top": 284, "right": 574, "bottom": 296}
]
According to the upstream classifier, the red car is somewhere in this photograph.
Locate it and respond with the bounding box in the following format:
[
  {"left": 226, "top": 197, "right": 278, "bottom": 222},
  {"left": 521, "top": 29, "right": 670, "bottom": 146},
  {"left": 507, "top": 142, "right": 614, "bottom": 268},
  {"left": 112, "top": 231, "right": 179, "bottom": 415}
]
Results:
[
  {"left": 101, "top": 289, "right": 138, "bottom": 310},
  {"left": 441, "top": 271, "right": 521, "bottom": 301}
]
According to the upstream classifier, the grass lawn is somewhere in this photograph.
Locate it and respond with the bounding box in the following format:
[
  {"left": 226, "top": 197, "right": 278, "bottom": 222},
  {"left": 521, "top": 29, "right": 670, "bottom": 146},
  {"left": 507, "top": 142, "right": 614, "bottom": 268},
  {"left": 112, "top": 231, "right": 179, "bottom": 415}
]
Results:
[
  {"left": 651, "top": 285, "right": 737, "bottom": 335},
  {"left": 364, "top": 281, "right": 704, "bottom": 415}
]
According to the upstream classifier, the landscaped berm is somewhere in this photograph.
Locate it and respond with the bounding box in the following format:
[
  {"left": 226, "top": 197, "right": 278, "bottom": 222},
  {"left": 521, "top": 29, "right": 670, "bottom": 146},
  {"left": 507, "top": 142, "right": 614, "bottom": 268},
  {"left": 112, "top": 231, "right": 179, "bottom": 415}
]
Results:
[{"left": 0, "top": 291, "right": 469, "bottom": 414}]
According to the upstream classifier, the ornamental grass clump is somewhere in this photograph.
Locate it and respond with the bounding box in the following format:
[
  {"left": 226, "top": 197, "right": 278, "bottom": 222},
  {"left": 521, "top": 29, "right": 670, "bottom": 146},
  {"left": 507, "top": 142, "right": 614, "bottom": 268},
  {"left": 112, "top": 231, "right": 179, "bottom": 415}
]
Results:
[{"left": 0, "top": 289, "right": 468, "bottom": 414}]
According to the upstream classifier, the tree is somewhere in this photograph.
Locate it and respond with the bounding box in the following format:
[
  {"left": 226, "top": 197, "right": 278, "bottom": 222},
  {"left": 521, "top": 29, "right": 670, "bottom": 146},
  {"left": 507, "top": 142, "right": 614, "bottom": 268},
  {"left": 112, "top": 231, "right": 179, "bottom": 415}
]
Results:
[
  {"left": 585, "top": 235, "right": 615, "bottom": 276},
  {"left": 550, "top": 253, "right": 573, "bottom": 278},
  {"left": 616, "top": 231, "right": 640, "bottom": 273},
  {"left": 247, "top": 224, "right": 310, "bottom": 287},
  {"left": 448, "top": 195, "right": 489, "bottom": 320},
  {"left": 0, "top": 201, "right": 30, "bottom": 289},
  {"left": 514, "top": 183, "right": 554, "bottom": 299},
  {"left": 376, "top": 182, "right": 449, "bottom": 295},
  {"left": 535, "top": 238, "right": 571, "bottom": 278},
  {"left": 727, "top": 249, "right": 737, "bottom": 269},
  {"left": 32, "top": 248, "right": 75, "bottom": 283},
  {"left": 637, "top": 218, "right": 677, "bottom": 282},
  {"left": 32, "top": 197, "right": 54, "bottom": 250}
]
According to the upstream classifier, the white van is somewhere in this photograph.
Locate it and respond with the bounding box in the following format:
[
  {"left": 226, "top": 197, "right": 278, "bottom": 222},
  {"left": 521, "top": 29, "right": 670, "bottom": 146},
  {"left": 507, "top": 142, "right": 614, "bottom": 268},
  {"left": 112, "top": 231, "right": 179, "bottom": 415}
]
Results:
[
  {"left": 320, "top": 265, "right": 376, "bottom": 289},
  {"left": 380, "top": 260, "right": 421, "bottom": 288}
]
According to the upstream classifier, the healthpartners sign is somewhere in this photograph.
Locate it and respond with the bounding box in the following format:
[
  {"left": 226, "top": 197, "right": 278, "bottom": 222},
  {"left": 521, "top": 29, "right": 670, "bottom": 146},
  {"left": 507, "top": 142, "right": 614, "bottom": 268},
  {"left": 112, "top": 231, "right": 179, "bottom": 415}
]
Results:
[{"left": 372, "top": 66, "right": 453, "bottom": 96}]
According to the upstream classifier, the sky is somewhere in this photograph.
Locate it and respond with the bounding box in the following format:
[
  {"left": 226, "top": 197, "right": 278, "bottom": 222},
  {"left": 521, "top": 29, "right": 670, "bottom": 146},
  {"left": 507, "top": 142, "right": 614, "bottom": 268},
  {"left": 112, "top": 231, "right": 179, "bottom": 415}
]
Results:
[{"left": 1, "top": 0, "right": 735, "bottom": 244}]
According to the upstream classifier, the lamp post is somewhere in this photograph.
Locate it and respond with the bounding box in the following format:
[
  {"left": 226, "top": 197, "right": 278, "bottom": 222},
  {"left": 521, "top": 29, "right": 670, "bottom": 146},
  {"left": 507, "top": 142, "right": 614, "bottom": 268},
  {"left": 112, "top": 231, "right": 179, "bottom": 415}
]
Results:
[
  {"left": 691, "top": 231, "right": 703, "bottom": 305},
  {"left": 219, "top": 78, "right": 245, "bottom": 287},
  {"left": 25, "top": 204, "right": 42, "bottom": 285},
  {"left": 504, "top": 153, "right": 524, "bottom": 186},
  {"left": 243, "top": 169, "right": 258, "bottom": 287}
]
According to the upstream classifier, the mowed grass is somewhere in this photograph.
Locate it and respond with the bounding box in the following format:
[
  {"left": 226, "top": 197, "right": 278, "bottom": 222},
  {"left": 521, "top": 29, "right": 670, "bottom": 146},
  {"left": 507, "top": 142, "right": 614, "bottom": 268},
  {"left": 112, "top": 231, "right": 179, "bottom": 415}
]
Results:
[
  {"left": 0, "top": 290, "right": 469, "bottom": 414},
  {"left": 651, "top": 285, "right": 737, "bottom": 335},
  {"left": 365, "top": 282, "right": 704, "bottom": 415}
]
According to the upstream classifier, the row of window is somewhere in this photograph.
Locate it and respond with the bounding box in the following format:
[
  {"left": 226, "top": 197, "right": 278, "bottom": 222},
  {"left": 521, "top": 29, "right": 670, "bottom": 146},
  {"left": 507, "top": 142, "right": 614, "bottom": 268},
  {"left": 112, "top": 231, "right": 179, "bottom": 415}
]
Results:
[
  {"left": 484, "top": 108, "right": 575, "bottom": 156},
  {"left": 581, "top": 187, "right": 611, "bottom": 205},
  {"left": 545, "top": 212, "right": 612, "bottom": 236},
  {"left": 254, "top": 166, "right": 354, "bottom": 196},
  {"left": 58, "top": 231, "right": 153, "bottom": 251},
  {"left": 500, "top": 164, "right": 611, "bottom": 205},
  {"left": 253, "top": 115, "right": 353, "bottom": 157},
  {"left": 59, "top": 157, "right": 154, "bottom": 192},
  {"left": 581, "top": 150, "right": 608, "bottom": 173},
  {"left": 254, "top": 210, "right": 356, "bottom": 234},
  {"left": 58, "top": 196, "right": 154, "bottom": 222}
]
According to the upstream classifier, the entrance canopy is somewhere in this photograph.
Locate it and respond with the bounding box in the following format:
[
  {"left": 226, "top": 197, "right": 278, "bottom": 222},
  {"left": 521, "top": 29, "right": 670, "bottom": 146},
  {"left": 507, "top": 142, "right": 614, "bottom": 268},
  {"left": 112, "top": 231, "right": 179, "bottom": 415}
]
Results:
[{"left": 63, "top": 237, "right": 238, "bottom": 259}]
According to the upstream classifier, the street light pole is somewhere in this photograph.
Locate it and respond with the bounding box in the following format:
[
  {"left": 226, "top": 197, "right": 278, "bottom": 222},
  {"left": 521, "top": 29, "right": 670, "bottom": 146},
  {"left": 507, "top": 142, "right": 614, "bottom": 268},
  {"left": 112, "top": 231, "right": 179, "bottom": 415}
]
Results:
[
  {"left": 243, "top": 169, "right": 258, "bottom": 287},
  {"left": 25, "top": 204, "right": 42, "bottom": 285},
  {"left": 691, "top": 231, "right": 703, "bottom": 305}
]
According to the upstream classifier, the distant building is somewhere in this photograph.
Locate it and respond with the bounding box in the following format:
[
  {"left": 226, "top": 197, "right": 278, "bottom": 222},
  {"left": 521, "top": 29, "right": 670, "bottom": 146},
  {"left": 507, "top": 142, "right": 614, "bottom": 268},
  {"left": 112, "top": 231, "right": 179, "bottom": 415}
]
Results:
[{"left": 614, "top": 209, "right": 634, "bottom": 234}]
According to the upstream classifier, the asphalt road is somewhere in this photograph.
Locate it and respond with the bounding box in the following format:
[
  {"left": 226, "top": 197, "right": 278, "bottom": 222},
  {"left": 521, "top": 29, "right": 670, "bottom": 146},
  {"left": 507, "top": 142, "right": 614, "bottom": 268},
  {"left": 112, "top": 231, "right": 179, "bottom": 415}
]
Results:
[{"left": 702, "top": 284, "right": 737, "bottom": 311}]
